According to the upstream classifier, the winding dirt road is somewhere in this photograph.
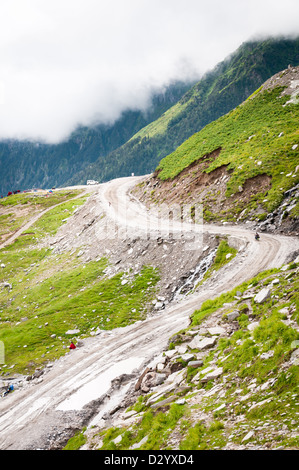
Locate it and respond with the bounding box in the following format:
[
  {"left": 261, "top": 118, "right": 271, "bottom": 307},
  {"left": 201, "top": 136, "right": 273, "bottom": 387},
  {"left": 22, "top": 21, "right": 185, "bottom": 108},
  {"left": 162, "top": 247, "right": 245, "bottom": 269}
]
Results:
[{"left": 0, "top": 176, "right": 298, "bottom": 450}]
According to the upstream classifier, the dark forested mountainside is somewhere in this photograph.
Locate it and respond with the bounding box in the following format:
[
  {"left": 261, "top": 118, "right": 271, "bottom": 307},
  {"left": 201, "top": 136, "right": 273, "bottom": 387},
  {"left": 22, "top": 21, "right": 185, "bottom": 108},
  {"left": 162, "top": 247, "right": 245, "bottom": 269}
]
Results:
[
  {"left": 0, "top": 81, "right": 193, "bottom": 195},
  {"left": 67, "top": 36, "right": 299, "bottom": 186}
]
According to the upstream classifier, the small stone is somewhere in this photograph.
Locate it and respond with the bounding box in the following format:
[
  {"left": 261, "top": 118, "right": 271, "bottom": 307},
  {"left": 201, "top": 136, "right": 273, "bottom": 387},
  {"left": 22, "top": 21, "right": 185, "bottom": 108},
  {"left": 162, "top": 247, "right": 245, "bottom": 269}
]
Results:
[
  {"left": 188, "top": 360, "right": 204, "bottom": 368},
  {"left": 130, "top": 435, "right": 148, "bottom": 450},
  {"left": 242, "top": 431, "right": 254, "bottom": 442},
  {"left": 176, "top": 398, "right": 186, "bottom": 405},
  {"left": 112, "top": 434, "right": 123, "bottom": 445}
]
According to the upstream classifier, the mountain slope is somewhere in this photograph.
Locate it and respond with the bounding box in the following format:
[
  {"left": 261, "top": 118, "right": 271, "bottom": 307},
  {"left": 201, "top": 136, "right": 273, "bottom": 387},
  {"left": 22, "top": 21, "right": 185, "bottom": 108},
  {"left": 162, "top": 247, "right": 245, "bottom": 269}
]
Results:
[
  {"left": 134, "top": 65, "right": 299, "bottom": 234},
  {"left": 69, "top": 36, "right": 299, "bottom": 185}
]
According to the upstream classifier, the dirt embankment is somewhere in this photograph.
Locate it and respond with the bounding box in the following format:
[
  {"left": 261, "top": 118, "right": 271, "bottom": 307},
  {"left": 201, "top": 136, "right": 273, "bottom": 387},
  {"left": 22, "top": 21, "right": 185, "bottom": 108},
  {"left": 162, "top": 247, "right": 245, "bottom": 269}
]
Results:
[
  {"left": 133, "top": 160, "right": 272, "bottom": 224},
  {"left": 133, "top": 161, "right": 298, "bottom": 236}
]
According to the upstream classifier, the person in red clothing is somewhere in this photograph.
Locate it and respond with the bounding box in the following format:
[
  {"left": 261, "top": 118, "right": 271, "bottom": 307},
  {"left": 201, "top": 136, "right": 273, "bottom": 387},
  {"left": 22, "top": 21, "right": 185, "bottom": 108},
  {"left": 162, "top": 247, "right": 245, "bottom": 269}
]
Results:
[{"left": 69, "top": 341, "right": 76, "bottom": 350}]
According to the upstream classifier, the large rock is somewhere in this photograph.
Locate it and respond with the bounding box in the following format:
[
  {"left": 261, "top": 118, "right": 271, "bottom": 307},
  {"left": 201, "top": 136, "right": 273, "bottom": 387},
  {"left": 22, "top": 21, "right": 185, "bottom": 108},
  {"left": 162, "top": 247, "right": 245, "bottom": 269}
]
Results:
[
  {"left": 140, "top": 371, "right": 166, "bottom": 392},
  {"left": 180, "top": 353, "right": 195, "bottom": 362},
  {"left": 188, "top": 360, "right": 204, "bottom": 368},
  {"left": 151, "top": 396, "right": 177, "bottom": 409},
  {"left": 226, "top": 310, "right": 240, "bottom": 321},
  {"left": 207, "top": 326, "right": 226, "bottom": 336},
  {"left": 188, "top": 336, "right": 205, "bottom": 349},
  {"left": 201, "top": 367, "right": 223, "bottom": 383},
  {"left": 65, "top": 329, "right": 80, "bottom": 335},
  {"left": 254, "top": 288, "right": 271, "bottom": 304},
  {"left": 135, "top": 367, "right": 150, "bottom": 391},
  {"left": 197, "top": 336, "right": 218, "bottom": 350}
]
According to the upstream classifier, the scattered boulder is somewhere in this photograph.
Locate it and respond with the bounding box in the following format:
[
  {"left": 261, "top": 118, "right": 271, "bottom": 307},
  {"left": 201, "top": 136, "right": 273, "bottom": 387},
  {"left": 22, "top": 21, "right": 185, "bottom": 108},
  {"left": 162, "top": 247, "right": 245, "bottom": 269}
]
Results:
[
  {"left": 176, "top": 345, "right": 188, "bottom": 354},
  {"left": 180, "top": 353, "right": 194, "bottom": 363},
  {"left": 188, "top": 336, "right": 205, "bottom": 349},
  {"left": 151, "top": 395, "right": 177, "bottom": 409},
  {"left": 197, "top": 336, "right": 218, "bottom": 350},
  {"left": 242, "top": 431, "right": 255, "bottom": 443},
  {"left": 226, "top": 310, "right": 240, "bottom": 321},
  {"left": 165, "top": 349, "right": 177, "bottom": 359},
  {"left": 130, "top": 435, "right": 148, "bottom": 450},
  {"left": 248, "top": 321, "right": 260, "bottom": 332},
  {"left": 254, "top": 288, "right": 271, "bottom": 304},
  {"left": 188, "top": 360, "right": 204, "bottom": 368},
  {"left": 290, "top": 348, "right": 299, "bottom": 365},
  {"left": 201, "top": 367, "right": 223, "bottom": 383},
  {"left": 135, "top": 367, "right": 150, "bottom": 391},
  {"left": 3, "top": 282, "right": 12, "bottom": 289},
  {"left": 65, "top": 329, "right": 80, "bottom": 335},
  {"left": 207, "top": 326, "right": 226, "bottom": 336},
  {"left": 140, "top": 371, "right": 166, "bottom": 393}
]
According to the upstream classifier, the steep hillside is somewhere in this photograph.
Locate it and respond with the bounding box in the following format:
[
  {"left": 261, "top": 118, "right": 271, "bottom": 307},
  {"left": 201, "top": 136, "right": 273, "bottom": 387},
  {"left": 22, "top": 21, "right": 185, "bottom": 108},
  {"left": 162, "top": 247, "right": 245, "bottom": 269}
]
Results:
[
  {"left": 0, "top": 81, "right": 192, "bottom": 196},
  {"left": 70, "top": 36, "right": 299, "bottom": 185},
  {"left": 134, "top": 65, "right": 299, "bottom": 235}
]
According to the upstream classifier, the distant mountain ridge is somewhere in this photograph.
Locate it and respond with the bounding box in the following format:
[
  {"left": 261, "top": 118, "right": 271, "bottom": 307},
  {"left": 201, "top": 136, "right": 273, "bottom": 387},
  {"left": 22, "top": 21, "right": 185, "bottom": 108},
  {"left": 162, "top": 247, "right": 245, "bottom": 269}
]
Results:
[
  {"left": 0, "top": 36, "right": 299, "bottom": 194},
  {"left": 67, "top": 36, "right": 299, "bottom": 186},
  {"left": 0, "top": 81, "right": 193, "bottom": 195}
]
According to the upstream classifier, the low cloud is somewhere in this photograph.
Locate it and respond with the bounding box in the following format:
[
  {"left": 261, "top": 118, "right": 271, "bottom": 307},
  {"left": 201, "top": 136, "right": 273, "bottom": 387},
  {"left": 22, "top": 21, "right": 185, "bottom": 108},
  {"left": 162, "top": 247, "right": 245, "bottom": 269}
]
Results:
[{"left": 0, "top": 0, "right": 298, "bottom": 143}]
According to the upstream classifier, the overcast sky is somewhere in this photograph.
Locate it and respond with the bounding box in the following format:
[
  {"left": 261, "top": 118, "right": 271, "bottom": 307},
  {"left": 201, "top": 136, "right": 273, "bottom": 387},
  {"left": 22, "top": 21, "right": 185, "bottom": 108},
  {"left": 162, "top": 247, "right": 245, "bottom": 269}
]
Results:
[{"left": 0, "top": 0, "right": 298, "bottom": 143}]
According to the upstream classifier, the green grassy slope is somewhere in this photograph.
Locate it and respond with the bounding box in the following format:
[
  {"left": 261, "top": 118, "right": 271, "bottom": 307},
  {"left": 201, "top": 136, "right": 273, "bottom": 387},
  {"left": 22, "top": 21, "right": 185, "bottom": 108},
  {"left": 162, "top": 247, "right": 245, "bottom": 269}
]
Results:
[
  {"left": 70, "top": 36, "right": 299, "bottom": 185},
  {"left": 0, "top": 193, "right": 159, "bottom": 375},
  {"left": 156, "top": 70, "right": 299, "bottom": 217}
]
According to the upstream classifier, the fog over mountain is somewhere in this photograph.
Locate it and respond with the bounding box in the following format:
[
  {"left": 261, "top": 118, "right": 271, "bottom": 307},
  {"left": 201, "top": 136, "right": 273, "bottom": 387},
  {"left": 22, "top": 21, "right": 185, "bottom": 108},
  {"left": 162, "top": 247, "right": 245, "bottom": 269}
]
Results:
[{"left": 0, "top": 0, "right": 299, "bottom": 144}]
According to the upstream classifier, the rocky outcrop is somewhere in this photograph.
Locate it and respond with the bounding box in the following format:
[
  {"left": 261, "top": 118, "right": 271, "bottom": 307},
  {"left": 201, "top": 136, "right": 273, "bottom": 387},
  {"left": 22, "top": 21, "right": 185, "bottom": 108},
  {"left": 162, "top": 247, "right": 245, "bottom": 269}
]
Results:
[
  {"left": 255, "top": 183, "right": 299, "bottom": 235},
  {"left": 81, "top": 258, "right": 299, "bottom": 451}
]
